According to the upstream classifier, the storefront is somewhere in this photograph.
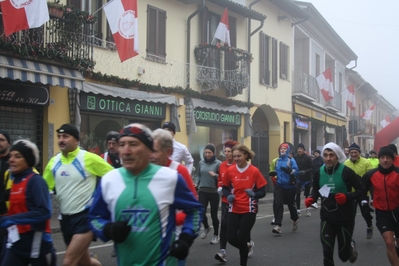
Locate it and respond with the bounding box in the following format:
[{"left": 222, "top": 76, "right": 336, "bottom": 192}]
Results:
[
  {"left": 0, "top": 78, "right": 49, "bottom": 170},
  {"left": 79, "top": 82, "right": 178, "bottom": 155}
]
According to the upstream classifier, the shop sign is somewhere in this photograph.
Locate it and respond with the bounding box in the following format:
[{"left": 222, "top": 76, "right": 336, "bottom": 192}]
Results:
[
  {"left": 80, "top": 92, "right": 166, "bottom": 119},
  {"left": 295, "top": 118, "right": 309, "bottom": 130},
  {"left": 0, "top": 80, "right": 49, "bottom": 105},
  {"left": 194, "top": 108, "right": 241, "bottom": 126}
]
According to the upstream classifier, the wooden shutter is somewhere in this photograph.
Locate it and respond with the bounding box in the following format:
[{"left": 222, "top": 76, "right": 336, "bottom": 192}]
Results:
[{"left": 272, "top": 38, "right": 278, "bottom": 88}]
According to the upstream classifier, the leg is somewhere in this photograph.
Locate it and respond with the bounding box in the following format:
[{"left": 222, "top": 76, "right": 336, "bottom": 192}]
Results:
[
  {"left": 219, "top": 202, "right": 229, "bottom": 250},
  {"left": 198, "top": 191, "right": 210, "bottom": 229},
  {"left": 273, "top": 185, "right": 285, "bottom": 226},
  {"left": 31, "top": 249, "right": 57, "bottom": 266},
  {"left": 63, "top": 231, "right": 101, "bottom": 266},
  {"left": 336, "top": 221, "right": 355, "bottom": 262},
  {"left": 1, "top": 249, "right": 29, "bottom": 266},
  {"left": 295, "top": 183, "right": 301, "bottom": 210},
  {"left": 320, "top": 221, "right": 337, "bottom": 266},
  {"left": 226, "top": 212, "right": 240, "bottom": 248},
  {"left": 359, "top": 196, "right": 373, "bottom": 228},
  {"left": 285, "top": 187, "right": 299, "bottom": 222},
  {"left": 382, "top": 231, "right": 399, "bottom": 266},
  {"left": 236, "top": 213, "right": 256, "bottom": 266},
  {"left": 209, "top": 192, "right": 220, "bottom": 236}
]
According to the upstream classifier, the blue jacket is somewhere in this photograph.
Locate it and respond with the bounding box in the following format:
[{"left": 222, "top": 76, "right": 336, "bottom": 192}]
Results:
[{"left": 275, "top": 145, "right": 299, "bottom": 189}]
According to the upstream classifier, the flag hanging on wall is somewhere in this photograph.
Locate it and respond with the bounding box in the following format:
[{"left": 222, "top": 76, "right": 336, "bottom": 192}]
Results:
[
  {"left": 213, "top": 8, "right": 230, "bottom": 46},
  {"left": 361, "top": 105, "right": 375, "bottom": 120},
  {"left": 316, "top": 68, "right": 335, "bottom": 102},
  {"left": 1, "top": 0, "right": 50, "bottom": 36},
  {"left": 380, "top": 116, "right": 390, "bottom": 128},
  {"left": 345, "top": 84, "right": 356, "bottom": 111},
  {"left": 104, "top": 0, "right": 139, "bottom": 62}
]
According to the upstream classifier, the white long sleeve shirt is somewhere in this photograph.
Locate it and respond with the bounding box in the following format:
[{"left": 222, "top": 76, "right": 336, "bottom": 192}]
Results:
[{"left": 171, "top": 140, "right": 194, "bottom": 174}]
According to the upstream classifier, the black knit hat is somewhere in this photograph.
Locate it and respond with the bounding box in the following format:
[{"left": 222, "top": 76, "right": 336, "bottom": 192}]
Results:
[
  {"left": 56, "top": 124, "right": 80, "bottom": 141},
  {"left": 205, "top": 144, "right": 215, "bottom": 154},
  {"left": 378, "top": 146, "right": 395, "bottom": 160},
  {"left": 119, "top": 125, "right": 153, "bottom": 151},
  {"left": 162, "top": 122, "right": 176, "bottom": 134},
  {"left": 0, "top": 130, "right": 11, "bottom": 144},
  {"left": 297, "top": 143, "right": 305, "bottom": 150},
  {"left": 369, "top": 150, "right": 377, "bottom": 155},
  {"left": 314, "top": 149, "right": 321, "bottom": 154},
  {"left": 387, "top": 144, "right": 398, "bottom": 155},
  {"left": 348, "top": 142, "right": 361, "bottom": 152},
  {"left": 10, "top": 140, "right": 39, "bottom": 168},
  {"left": 106, "top": 131, "right": 119, "bottom": 143}
]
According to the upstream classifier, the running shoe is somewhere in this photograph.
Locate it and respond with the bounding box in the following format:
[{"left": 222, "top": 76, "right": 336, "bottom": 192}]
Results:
[
  {"left": 306, "top": 208, "right": 311, "bottom": 217},
  {"left": 271, "top": 218, "right": 275, "bottom": 225},
  {"left": 349, "top": 239, "right": 358, "bottom": 263},
  {"left": 215, "top": 250, "right": 227, "bottom": 262},
  {"left": 201, "top": 227, "right": 211, "bottom": 239},
  {"left": 248, "top": 240, "right": 255, "bottom": 257},
  {"left": 272, "top": 225, "right": 282, "bottom": 234},
  {"left": 292, "top": 220, "right": 299, "bottom": 232},
  {"left": 311, "top": 202, "right": 318, "bottom": 209},
  {"left": 297, "top": 209, "right": 301, "bottom": 216},
  {"left": 210, "top": 235, "right": 219, "bottom": 244},
  {"left": 366, "top": 226, "right": 373, "bottom": 239}
]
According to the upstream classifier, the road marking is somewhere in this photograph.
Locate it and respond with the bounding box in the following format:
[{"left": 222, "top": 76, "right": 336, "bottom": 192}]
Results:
[{"left": 56, "top": 243, "right": 114, "bottom": 255}]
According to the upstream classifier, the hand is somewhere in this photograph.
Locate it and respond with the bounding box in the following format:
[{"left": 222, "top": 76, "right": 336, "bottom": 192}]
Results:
[
  {"left": 335, "top": 193, "right": 347, "bottom": 205},
  {"left": 169, "top": 233, "right": 193, "bottom": 260},
  {"left": 281, "top": 167, "right": 292, "bottom": 175},
  {"left": 269, "top": 171, "right": 277, "bottom": 177},
  {"left": 271, "top": 176, "right": 277, "bottom": 185},
  {"left": 227, "top": 194, "right": 235, "bottom": 203},
  {"left": 245, "top": 189, "right": 255, "bottom": 198},
  {"left": 304, "top": 197, "right": 314, "bottom": 208},
  {"left": 208, "top": 171, "right": 216, "bottom": 177},
  {"left": 217, "top": 187, "right": 223, "bottom": 197},
  {"left": 103, "top": 221, "right": 131, "bottom": 243}
]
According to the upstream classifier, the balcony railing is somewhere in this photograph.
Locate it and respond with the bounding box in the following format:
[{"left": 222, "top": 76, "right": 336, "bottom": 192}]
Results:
[
  {"left": 323, "top": 92, "right": 342, "bottom": 112},
  {"left": 293, "top": 71, "right": 320, "bottom": 102},
  {"left": 0, "top": 13, "right": 95, "bottom": 71},
  {"left": 349, "top": 116, "right": 376, "bottom": 135},
  {"left": 194, "top": 44, "right": 251, "bottom": 97}
]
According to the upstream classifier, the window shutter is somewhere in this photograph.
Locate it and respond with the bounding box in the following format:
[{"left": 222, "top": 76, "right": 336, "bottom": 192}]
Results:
[
  {"left": 158, "top": 10, "right": 166, "bottom": 57},
  {"left": 272, "top": 38, "right": 278, "bottom": 88},
  {"left": 147, "top": 6, "right": 157, "bottom": 54}
]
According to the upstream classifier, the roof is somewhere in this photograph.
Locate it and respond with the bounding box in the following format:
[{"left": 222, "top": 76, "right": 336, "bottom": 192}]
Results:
[{"left": 268, "top": 0, "right": 310, "bottom": 19}]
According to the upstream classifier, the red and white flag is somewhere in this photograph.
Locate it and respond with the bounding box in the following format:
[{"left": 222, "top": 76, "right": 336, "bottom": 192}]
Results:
[
  {"left": 345, "top": 84, "right": 356, "bottom": 111},
  {"left": 380, "top": 116, "right": 390, "bottom": 128},
  {"left": 361, "top": 105, "right": 375, "bottom": 120},
  {"left": 104, "top": 0, "right": 139, "bottom": 62},
  {"left": 316, "top": 68, "right": 335, "bottom": 102},
  {"left": 213, "top": 8, "right": 230, "bottom": 46},
  {"left": 1, "top": 0, "right": 49, "bottom": 36}
]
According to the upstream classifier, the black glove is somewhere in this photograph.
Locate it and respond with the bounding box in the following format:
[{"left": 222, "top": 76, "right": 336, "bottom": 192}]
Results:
[
  {"left": 169, "top": 233, "right": 193, "bottom": 260},
  {"left": 269, "top": 171, "right": 277, "bottom": 177},
  {"left": 103, "top": 221, "right": 131, "bottom": 243},
  {"left": 281, "top": 167, "right": 292, "bottom": 175}
]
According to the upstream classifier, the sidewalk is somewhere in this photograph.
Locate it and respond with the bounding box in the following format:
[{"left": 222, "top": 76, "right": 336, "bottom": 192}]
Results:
[{"left": 50, "top": 192, "right": 275, "bottom": 234}]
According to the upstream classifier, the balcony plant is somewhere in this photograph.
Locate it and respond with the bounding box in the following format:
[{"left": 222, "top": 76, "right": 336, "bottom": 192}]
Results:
[{"left": 47, "top": 1, "right": 64, "bottom": 18}]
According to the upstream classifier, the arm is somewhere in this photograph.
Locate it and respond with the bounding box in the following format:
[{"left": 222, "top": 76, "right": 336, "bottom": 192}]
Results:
[
  {"left": 42, "top": 157, "right": 56, "bottom": 193},
  {"left": 305, "top": 157, "right": 315, "bottom": 173},
  {"left": 0, "top": 175, "right": 51, "bottom": 228},
  {"left": 343, "top": 166, "right": 366, "bottom": 202},
  {"left": 173, "top": 175, "right": 203, "bottom": 238},
  {"left": 182, "top": 147, "right": 194, "bottom": 174},
  {"left": 85, "top": 152, "right": 114, "bottom": 177},
  {"left": 176, "top": 166, "right": 198, "bottom": 226},
  {"left": 310, "top": 170, "right": 321, "bottom": 199}
]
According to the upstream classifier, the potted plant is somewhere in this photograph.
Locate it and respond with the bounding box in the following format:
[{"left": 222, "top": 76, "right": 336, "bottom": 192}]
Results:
[{"left": 47, "top": 1, "right": 64, "bottom": 18}]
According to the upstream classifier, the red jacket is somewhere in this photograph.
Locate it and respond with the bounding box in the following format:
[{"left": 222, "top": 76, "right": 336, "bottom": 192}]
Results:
[{"left": 363, "top": 165, "right": 399, "bottom": 211}]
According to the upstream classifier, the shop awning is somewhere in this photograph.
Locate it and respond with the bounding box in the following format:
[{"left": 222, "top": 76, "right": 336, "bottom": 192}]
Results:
[
  {"left": 83, "top": 82, "right": 177, "bottom": 105},
  {"left": 0, "top": 55, "right": 84, "bottom": 90},
  {"left": 191, "top": 98, "right": 249, "bottom": 114}
]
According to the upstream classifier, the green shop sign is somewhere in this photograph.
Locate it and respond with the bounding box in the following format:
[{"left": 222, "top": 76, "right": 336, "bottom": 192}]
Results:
[
  {"left": 194, "top": 108, "right": 241, "bottom": 126},
  {"left": 80, "top": 92, "right": 166, "bottom": 119}
]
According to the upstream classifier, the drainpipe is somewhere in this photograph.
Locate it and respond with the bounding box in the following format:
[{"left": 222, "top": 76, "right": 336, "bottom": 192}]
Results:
[
  {"left": 186, "top": 0, "right": 205, "bottom": 89},
  {"left": 247, "top": 0, "right": 265, "bottom": 103},
  {"left": 349, "top": 59, "right": 358, "bottom": 70}
]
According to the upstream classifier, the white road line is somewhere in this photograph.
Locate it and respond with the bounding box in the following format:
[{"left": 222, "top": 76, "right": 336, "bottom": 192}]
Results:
[{"left": 56, "top": 243, "right": 114, "bottom": 255}]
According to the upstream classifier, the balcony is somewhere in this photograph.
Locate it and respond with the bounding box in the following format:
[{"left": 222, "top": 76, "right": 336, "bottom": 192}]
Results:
[
  {"left": 0, "top": 10, "right": 95, "bottom": 71},
  {"left": 194, "top": 44, "right": 251, "bottom": 97},
  {"left": 348, "top": 116, "right": 375, "bottom": 138},
  {"left": 322, "top": 92, "right": 342, "bottom": 113},
  {"left": 293, "top": 71, "right": 320, "bottom": 102}
]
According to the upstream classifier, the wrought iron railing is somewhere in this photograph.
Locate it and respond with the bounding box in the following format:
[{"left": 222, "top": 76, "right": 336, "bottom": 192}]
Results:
[
  {"left": 293, "top": 71, "right": 320, "bottom": 101},
  {"left": 0, "top": 14, "right": 95, "bottom": 71},
  {"left": 194, "top": 44, "right": 251, "bottom": 97}
]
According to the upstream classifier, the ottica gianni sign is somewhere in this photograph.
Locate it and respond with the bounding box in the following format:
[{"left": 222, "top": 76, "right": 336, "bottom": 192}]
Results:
[
  {"left": 80, "top": 92, "right": 166, "bottom": 119},
  {"left": 194, "top": 108, "right": 241, "bottom": 126}
]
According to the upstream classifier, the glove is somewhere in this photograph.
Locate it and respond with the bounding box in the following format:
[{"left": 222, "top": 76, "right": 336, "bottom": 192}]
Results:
[
  {"left": 227, "top": 195, "right": 236, "bottom": 203},
  {"left": 281, "top": 167, "right": 292, "bottom": 175},
  {"left": 245, "top": 189, "right": 255, "bottom": 198},
  {"left": 271, "top": 176, "right": 277, "bottom": 186},
  {"left": 103, "top": 221, "right": 131, "bottom": 243},
  {"left": 217, "top": 187, "right": 223, "bottom": 197},
  {"left": 298, "top": 170, "right": 305, "bottom": 176},
  {"left": 269, "top": 171, "right": 277, "bottom": 177},
  {"left": 304, "top": 197, "right": 314, "bottom": 208},
  {"left": 169, "top": 233, "right": 193, "bottom": 260},
  {"left": 335, "top": 193, "right": 347, "bottom": 205}
]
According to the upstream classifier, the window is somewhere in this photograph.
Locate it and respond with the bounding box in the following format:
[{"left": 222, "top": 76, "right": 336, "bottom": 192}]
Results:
[
  {"left": 279, "top": 42, "right": 289, "bottom": 80},
  {"left": 260, "top": 32, "right": 277, "bottom": 87},
  {"left": 147, "top": 5, "right": 166, "bottom": 62}
]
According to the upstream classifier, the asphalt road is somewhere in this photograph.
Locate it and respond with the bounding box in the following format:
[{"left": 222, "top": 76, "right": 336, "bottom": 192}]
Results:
[{"left": 54, "top": 199, "right": 391, "bottom": 266}]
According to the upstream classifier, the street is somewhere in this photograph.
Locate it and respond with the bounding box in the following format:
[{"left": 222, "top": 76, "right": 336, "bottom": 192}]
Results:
[{"left": 54, "top": 198, "right": 391, "bottom": 265}]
